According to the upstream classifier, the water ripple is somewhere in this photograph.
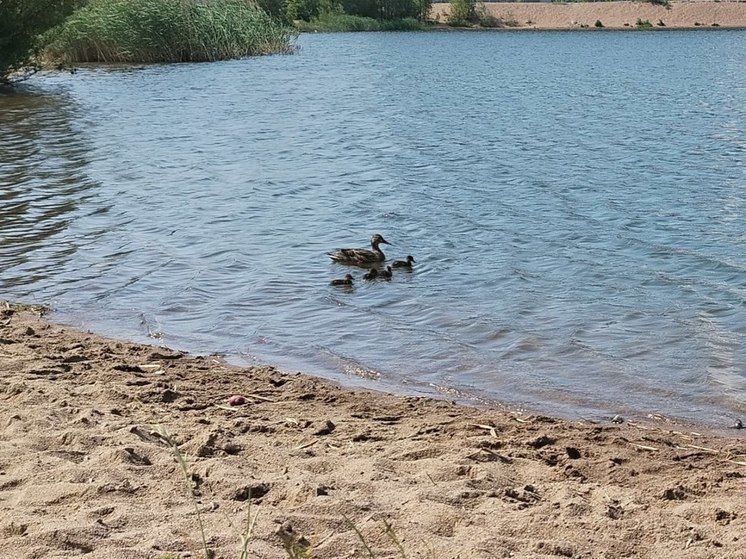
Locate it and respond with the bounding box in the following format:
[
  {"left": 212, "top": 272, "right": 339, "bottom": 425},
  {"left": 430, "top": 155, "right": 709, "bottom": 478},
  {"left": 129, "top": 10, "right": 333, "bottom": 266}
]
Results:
[{"left": 1, "top": 31, "right": 745, "bottom": 426}]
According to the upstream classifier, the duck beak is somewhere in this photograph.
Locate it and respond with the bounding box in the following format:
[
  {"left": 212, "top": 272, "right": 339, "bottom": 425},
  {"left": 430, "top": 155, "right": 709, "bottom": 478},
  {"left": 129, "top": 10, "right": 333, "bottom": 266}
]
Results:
[{"left": 381, "top": 238, "right": 390, "bottom": 245}]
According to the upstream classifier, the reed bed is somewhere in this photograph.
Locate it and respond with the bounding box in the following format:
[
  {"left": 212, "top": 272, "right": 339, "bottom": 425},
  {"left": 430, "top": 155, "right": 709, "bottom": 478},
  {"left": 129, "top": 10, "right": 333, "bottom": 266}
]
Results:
[{"left": 44, "top": 0, "right": 296, "bottom": 64}]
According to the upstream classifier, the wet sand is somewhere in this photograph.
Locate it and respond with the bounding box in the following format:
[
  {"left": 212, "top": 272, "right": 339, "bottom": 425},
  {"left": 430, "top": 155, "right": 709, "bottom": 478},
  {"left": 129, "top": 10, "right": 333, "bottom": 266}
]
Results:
[
  {"left": 1, "top": 302, "right": 745, "bottom": 558},
  {"left": 430, "top": 1, "right": 746, "bottom": 29}
]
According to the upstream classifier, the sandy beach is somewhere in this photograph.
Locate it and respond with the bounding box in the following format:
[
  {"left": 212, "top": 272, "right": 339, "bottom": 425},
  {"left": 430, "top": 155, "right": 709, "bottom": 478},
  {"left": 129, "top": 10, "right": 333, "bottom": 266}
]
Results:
[
  {"left": 430, "top": 1, "right": 746, "bottom": 29},
  {"left": 0, "top": 301, "right": 744, "bottom": 558}
]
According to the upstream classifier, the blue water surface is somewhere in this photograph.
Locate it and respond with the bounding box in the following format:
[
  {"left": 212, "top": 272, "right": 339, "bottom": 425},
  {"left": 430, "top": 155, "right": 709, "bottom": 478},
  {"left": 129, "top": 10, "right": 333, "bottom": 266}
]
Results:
[{"left": 1, "top": 30, "right": 745, "bottom": 425}]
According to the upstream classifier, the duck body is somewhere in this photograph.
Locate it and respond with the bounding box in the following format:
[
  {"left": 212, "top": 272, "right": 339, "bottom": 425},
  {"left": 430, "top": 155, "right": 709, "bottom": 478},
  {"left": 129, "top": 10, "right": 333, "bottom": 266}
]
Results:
[
  {"left": 328, "top": 234, "right": 390, "bottom": 267},
  {"left": 379, "top": 265, "right": 393, "bottom": 279},
  {"left": 392, "top": 255, "right": 415, "bottom": 269},
  {"left": 330, "top": 274, "right": 354, "bottom": 286},
  {"left": 362, "top": 268, "right": 378, "bottom": 280}
]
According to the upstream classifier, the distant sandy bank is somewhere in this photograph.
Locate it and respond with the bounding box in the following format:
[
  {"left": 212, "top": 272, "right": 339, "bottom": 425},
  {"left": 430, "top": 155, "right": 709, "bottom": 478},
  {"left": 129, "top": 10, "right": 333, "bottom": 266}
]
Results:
[{"left": 430, "top": 1, "right": 746, "bottom": 29}]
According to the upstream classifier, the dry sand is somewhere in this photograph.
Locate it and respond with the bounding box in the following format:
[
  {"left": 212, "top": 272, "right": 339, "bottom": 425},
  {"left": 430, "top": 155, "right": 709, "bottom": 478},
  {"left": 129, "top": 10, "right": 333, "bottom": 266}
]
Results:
[
  {"left": 1, "top": 302, "right": 745, "bottom": 558},
  {"left": 430, "top": 1, "right": 746, "bottom": 29}
]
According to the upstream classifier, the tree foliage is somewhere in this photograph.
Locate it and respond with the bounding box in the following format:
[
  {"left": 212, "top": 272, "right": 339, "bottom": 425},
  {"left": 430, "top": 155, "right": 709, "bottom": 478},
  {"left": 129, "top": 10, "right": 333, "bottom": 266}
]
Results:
[
  {"left": 0, "top": 0, "right": 81, "bottom": 82},
  {"left": 287, "top": 0, "right": 429, "bottom": 22},
  {"left": 447, "top": 0, "right": 476, "bottom": 26}
]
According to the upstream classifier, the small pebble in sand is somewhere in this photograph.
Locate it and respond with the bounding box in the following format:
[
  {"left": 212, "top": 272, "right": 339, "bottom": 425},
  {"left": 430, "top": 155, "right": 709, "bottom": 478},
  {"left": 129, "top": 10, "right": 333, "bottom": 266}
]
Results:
[{"left": 228, "top": 395, "right": 247, "bottom": 406}]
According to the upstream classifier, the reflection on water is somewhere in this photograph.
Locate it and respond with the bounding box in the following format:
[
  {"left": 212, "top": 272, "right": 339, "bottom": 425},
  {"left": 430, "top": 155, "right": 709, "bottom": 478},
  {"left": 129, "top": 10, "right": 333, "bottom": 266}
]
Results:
[
  {"left": 0, "top": 85, "right": 102, "bottom": 288},
  {"left": 1, "top": 30, "right": 745, "bottom": 427}
]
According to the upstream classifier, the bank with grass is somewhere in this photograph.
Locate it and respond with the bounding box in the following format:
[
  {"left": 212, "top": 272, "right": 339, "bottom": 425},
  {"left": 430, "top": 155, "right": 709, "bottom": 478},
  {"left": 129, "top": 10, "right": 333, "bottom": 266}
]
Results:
[{"left": 43, "top": 0, "right": 296, "bottom": 65}]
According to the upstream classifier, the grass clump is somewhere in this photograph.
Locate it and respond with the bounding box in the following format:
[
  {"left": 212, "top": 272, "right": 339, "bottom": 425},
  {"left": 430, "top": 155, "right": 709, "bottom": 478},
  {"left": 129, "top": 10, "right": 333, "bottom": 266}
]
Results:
[
  {"left": 295, "top": 14, "right": 424, "bottom": 32},
  {"left": 159, "top": 425, "right": 421, "bottom": 558},
  {"left": 635, "top": 18, "right": 653, "bottom": 28},
  {"left": 159, "top": 426, "right": 260, "bottom": 559},
  {"left": 44, "top": 0, "right": 297, "bottom": 64},
  {"left": 595, "top": 19, "right": 604, "bottom": 28}
]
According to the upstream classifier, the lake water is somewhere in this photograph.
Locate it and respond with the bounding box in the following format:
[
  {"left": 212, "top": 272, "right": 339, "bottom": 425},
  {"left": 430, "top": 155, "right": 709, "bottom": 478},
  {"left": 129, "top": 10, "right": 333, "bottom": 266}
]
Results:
[{"left": 1, "top": 30, "right": 745, "bottom": 427}]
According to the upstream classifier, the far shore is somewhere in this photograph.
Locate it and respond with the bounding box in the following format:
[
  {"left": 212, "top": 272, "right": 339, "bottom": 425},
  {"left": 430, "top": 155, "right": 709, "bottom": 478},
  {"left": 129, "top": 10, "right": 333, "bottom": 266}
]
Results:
[{"left": 430, "top": 1, "right": 746, "bottom": 29}]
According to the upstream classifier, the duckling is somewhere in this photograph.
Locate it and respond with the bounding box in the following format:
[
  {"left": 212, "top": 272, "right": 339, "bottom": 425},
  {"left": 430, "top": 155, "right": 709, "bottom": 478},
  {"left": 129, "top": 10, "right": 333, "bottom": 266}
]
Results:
[
  {"left": 328, "top": 234, "right": 390, "bottom": 267},
  {"left": 362, "top": 268, "right": 378, "bottom": 280},
  {"left": 379, "top": 265, "right": 393, "bottom": 279},
  {"left": 392, "top": 255, "right": 415, "bottom": 269},
  {"left": 330, "top": 274, "right": 354, "bottom": 287}
]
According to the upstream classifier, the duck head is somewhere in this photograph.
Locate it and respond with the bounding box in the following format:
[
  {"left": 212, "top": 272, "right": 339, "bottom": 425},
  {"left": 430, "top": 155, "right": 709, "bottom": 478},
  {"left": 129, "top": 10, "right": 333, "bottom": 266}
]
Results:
[{"left": 371, "top": 234, "right": 390, "bottom": 248}]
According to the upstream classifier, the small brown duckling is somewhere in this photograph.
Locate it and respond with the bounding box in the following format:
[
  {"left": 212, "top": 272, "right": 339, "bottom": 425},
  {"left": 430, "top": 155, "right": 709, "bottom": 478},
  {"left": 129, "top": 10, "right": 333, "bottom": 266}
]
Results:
[
  {"left": 379, "top": 266, "right": 393, "bottom": 279},
  {"left": 392, "top": 255, "right": 415, "bottom": 269},
  {"left": 330, "top": 274, "right": 354, "bottom": 287},
  {"left": 362, "top": 268, "right": 378, "bottom": 280}
]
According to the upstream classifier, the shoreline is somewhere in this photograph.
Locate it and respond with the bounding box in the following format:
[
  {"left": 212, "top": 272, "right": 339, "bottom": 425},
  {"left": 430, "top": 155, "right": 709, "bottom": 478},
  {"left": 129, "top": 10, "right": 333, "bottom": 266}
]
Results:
[
  {"left": 430, "top": 1, "right": 746, "bottom": 30},
  {"left": 1, "top": 301, "right": 745, "bottom": 558}
]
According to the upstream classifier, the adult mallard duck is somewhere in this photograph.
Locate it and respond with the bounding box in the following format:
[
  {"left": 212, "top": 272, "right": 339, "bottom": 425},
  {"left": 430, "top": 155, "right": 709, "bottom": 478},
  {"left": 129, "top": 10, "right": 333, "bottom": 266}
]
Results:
[
  {"left": 392, "top": 255, "right": 415, "bottom": 268},
  {"left": 330, "top": 274, "right": 354, "bottom": 286},
  {"left": 328, "top": 234, "right": 390, "bottom": 267}
]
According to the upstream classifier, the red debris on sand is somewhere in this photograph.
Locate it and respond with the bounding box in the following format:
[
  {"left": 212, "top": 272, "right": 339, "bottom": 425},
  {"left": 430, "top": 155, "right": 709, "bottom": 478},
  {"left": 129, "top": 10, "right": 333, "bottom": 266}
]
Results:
[{"left": 228, "top": 395, "right": 247, "bottom": 406}]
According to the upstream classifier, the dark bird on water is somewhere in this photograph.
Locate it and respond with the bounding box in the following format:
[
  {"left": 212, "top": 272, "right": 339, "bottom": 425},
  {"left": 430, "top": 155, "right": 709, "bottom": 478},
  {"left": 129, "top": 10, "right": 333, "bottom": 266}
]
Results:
[
  {"left": 328, "top": 234, "right": 390, "bottom": 267},
  {"left": 362, "top": 268, "right": 378, "bottom": 280},
  {"left": 379, "top": 265, "right": 393, "bottom": 279},
  {"left": 330, "top": 274, "right": 354, "bottom": 286},
  {"left": 392, "top": 255, "right": 415, "bottom": 269}
]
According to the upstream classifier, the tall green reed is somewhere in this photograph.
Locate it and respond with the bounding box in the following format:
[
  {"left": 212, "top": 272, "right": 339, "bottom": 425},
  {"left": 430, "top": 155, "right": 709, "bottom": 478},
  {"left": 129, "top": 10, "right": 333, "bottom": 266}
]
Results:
[{"left": 44, "top": 0, "right": 296, "bottom": 64}]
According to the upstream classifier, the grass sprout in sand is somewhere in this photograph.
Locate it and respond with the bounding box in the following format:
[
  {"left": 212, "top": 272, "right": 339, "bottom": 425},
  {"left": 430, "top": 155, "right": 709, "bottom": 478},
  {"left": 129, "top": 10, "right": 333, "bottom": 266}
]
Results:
[{"left": 44, "top": 0, "right": 296, "bottom": 64}]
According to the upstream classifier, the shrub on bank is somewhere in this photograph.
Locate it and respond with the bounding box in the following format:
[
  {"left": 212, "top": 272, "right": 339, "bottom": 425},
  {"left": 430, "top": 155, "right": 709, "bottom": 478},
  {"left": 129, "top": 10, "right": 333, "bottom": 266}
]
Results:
[
  {"left": 288, "top": 0, "right": 431, "bottom": 25},
  {"left": 447, "top": 0, "right": 477, "bottom": 26},
  {"left": 0, "top": 0, "right": 81, "bottom": 81},
  {"left": 44, "top": 0, "right": 297, "bottom": 64},
  {"left": 635, "top": 18, "right": 653, "bottom": 28},
  {"left": 295, "top": 14, "right": 424, "bottom": 31}
]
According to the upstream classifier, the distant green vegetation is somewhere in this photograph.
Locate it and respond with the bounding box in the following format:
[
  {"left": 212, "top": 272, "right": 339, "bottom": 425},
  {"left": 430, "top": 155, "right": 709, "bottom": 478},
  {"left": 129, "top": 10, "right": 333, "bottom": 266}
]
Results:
[
  {"left": 0, "top": 0, "right": 81, "bottom": 81},
  {"left": 446, "top": 0, "right": 476, "bottom": 26},
  {"left": 446, "top": 0, "right": 518, "bottom": 28},
  {"left": 2, "top": 0, "right": 432, "bottom": 75},
  {"left": 44, "top": 0, "right": 296, "bottom": 64},
  {"left": 296, "top": 14, "right": 425, "bottom": 32},
  {"left": 287, "top": 0, "right": 432, "bottom": 31}
]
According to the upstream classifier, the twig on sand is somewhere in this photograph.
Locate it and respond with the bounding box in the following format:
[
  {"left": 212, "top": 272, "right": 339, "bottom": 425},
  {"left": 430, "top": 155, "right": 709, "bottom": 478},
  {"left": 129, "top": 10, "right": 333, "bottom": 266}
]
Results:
[
  {"left": 215, "top": 405, "right": 240, "bottom": 411},
  {"left": 471, "top": 424, "right": 498, "bottom": 437},
  {"left": 676, "top": 444, "right": 718, "bottom": 454},
  {"left": 630, "top": 443, "right": 659, "bottom": 451},
  {"left": 246, "top": 393, "right": 275, "bottom": 402}
]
